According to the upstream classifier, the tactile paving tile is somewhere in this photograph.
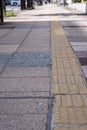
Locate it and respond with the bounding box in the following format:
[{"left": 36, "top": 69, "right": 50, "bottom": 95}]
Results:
[
  {"left": 51, "top": 15, "right": 87, "bottom": 128},
  {"left": 54, "top": 126, "right": 87, "bottom": 130},
  {"left": 54, "top": 107, "right": 87, "bottom": 124},
  {"left": 54, "top": 94, "right": 87, "bottom": 107},
  {"left": 53, "top": 84, "right": 87, "bottom": 94}
]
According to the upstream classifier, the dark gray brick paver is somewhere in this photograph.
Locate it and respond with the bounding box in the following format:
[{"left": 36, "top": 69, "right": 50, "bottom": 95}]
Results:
[{"left": 7, "top": 52, "right": 51, "bottom": 67}]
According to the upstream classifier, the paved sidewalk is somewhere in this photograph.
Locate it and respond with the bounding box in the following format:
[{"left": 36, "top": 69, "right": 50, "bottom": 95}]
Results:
[
  {"left": 0, "top": 5, "right": 51, "bottom": 130},
  {"left": 0, "top": 4, "right": 87, "bottom": 130}
]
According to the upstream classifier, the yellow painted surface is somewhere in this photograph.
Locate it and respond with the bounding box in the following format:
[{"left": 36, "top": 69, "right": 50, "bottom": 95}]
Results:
[{"left": 51, "top": 7, "right": 87, "bottom": 130}]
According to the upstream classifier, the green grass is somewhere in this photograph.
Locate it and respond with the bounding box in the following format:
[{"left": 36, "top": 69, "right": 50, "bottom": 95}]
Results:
[{"left": 4, "top": 11, "right": 17, "bottom": 17}]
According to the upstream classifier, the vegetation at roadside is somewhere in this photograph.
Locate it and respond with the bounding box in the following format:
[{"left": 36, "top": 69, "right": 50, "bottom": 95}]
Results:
[
  {"left": 73, "top": 0, "right": 87, "bottom": 2},
  {"left": 83, "top": 0, "right": 87, "bottom": 3},
  {"left": 3, "top": 10, "right": 17, "bottom": 17}
]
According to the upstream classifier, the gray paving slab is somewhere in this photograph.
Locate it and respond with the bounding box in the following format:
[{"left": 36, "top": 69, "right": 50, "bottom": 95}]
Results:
[
  {"left": 0, "top": 53, "right": 12, "bottom": 67},
  {"left": 79, "top": 57, "right": 87, "bottom": 66},
  {"left": 0, "top": 45, "right": 19, "bottom": 53},
  {"left": 4, "top": 35, "right": 27, "bottom": 40},
  {"left": 0, "top": 4, "right": 52, "bottom": 130},
  {"left": 0, "top": 78, "right": 50, "bottom": 91},
  {"left": 0, "top": 98, "right": 48, "bottom": 114},
  {"left": 64, "top": 27, "right": 87, "bottom": 42},
  {"left": 0, "top": 68, "right": 3, "bottom": 73},
  {"left": 74, "top": 21, "right": 87, "bottom": 26},
  {"left": 0, "top": 114, "right": 47, "bottom": 130},
  {"left": 70, "top": 42, "right": 87, "bottom": 46},
  {"left": 81, "top": 66, "right": 87, "bottom": 78},
  {"left": 15, "top": 26, "right": 34, "bottom": 29},
  {"left": 21, "top": 40, "right": 50, "bottom": 45},
  {"left": 25, "top": 37, "right": 50, "bottom": 40},
  {"left": 68, "top": 36, "right": 87, "bottom": 42},
  {"left": 65, "top": 30, "right": 87, "bottom": 36},
  {"left": 0, "top": 91, "right": 50, "bottom": 98},
  {"left": 0, "top": 29, "right": 11, "bottom": 38},
  {"left": 10, "top": 31, "right": 30, "bottom": 35},
  {"left": 0, "top": 32, "right": 30, "bottom": 44},
  {"left": 4, "top": 33, "right": 28, "bottom": 37},
  {"left": 61, "top": 21, "right": 87, "bottom": 27},
  {"left": 15, "top": 24, "right": 35, "bottom": 29},
  {"left": 20, "top": 40, "right": 50, "bottom": 45},
  {"left": 30, "top": 31, "right": 50, "bottom": 35},
  {"left": 21, "top": 22, "right": 36, "bottom": 25},
  {"left": 76, "top": 51, "right": 87, "bottom": 57},
  {"left": 0, "top": 39, "right": 22, "bottom": 45},
  {"left": 7, "top": 52, "right": 51, "bottom": 67},
  {"left": 18, "top": 45, "right": 50, "bottom": 52},
  {"left": 5, "top": 29, "right": 29, "bottom": 34},
  {"left": 34, "top": 24, "right": 50, "bottom": 28},
  {"left": 0, "top": 67, "right": 49, "bottom": 77},
  {"left": 72, "top": 46, "right": 87, "bottom": 51},
  {"left": 30, "top": 28, "right": 50, "bottom": 31},
  {"left": 61, "top": 21, "right": 79, "bottom": 26}
]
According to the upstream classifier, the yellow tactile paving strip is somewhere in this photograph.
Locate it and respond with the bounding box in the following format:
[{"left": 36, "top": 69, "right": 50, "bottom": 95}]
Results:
[
  {"left": 54, "top": 126, "right": 87, "bottom": 130},
  {"left": 51, "top": 7, "right": 87, "bottom": 130}
]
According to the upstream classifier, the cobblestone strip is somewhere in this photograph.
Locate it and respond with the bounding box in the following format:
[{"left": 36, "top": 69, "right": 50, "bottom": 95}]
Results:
[{"left": 51, "top": 7, "right": 87, "bottom": 130}]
